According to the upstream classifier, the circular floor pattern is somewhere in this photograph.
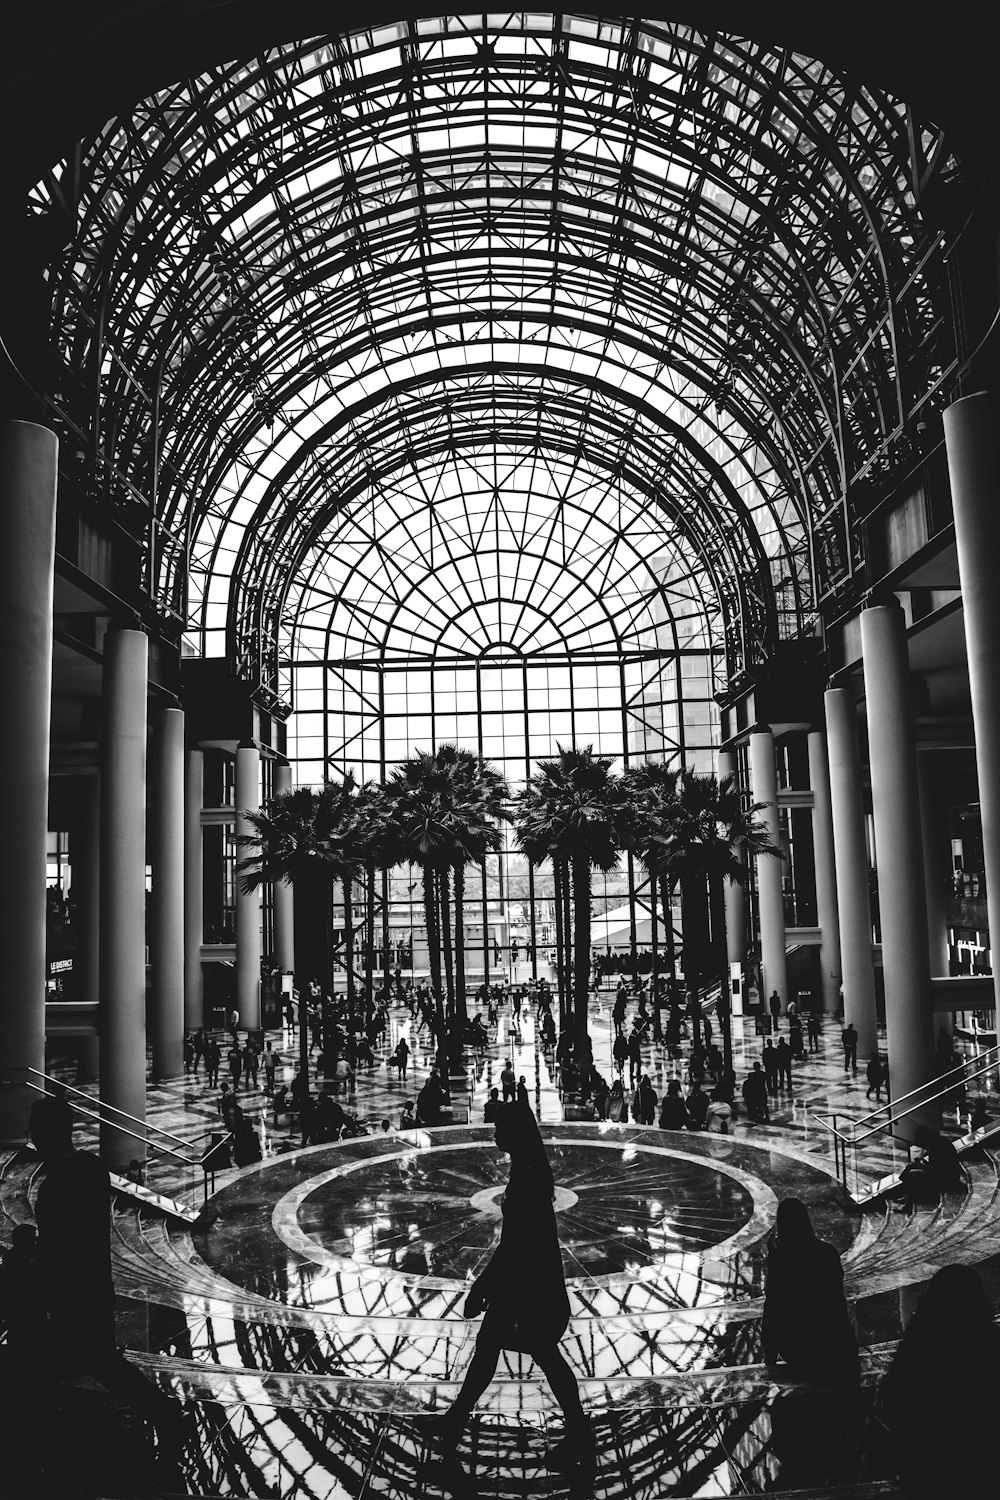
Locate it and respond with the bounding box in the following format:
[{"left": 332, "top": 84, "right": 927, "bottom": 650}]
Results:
[
  {"left": 280, "top": 1137, "right": 764, "bottom": 1282},
  {"left": 194, "top": 1124, "right": 856, "bottom": 1313}
]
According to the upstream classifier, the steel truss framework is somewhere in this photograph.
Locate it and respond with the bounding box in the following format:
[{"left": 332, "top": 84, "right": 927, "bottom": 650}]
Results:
[{"left": 30, "top": 13, "right": 969, "bottom": 719}]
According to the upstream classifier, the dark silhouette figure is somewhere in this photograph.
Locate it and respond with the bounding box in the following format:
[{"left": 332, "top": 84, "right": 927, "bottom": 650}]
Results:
[
  {"left": 762, "top": 1197, "right": 858, "bottom": 1383},
  {"left": 897, "top": 1124, "right": 964, "bottom": 1207},
  {"left": 841, "top": 1023, "right": 858, "bottom": 1073},
  {"left": 0, "top": 1223, "right": 46, "bottom": 1365},
  {"left": 742, "top": 1062, "right": 769, "bottom": 1123},
  {"left": 658, "top": 1079, "right": 688, "bottom": 1130},
  {"left": 865, "top": 1054, "right": 886, "bottom": 1101},
  {"left": 27, "top": 1096, "right": 188, "bottom": 1449},
  {"left": 482, "top": 1087, "right": 501, "bottom": 1123},
  {"left": 417, "top": 1104, "right": 593, "bottom": 1473},
  {"left": 879, "top": 1265, "right": 1000, "bottom": 1497}
]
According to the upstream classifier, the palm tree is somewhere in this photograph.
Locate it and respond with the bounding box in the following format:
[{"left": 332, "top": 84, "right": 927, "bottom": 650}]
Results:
[
  {"left": 236, "top": 783, "right": 344, "bottom": 1089},
  {"left": 381, "top": 750, "right": 457, "bottom": 1081},
  {"left": 432, "top": 745, "right": 509, "bottom": 1058},
  {"left": 637, "top": 768, "right": 780, "bottom": 1073},
  {"left": 620, "top": 761, "right": 676, "bottom": 1039},
  {"left": 383, "top": 747, "right": 509, "bottom": 1080},
  {"left": 514, "top": 745, "right": 622, "bottom": 1066}
]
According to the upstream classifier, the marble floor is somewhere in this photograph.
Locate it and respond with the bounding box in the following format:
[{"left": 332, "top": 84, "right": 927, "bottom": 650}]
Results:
[{"left": 4, "top": 992, "right": 1000, "bottom": 1498}]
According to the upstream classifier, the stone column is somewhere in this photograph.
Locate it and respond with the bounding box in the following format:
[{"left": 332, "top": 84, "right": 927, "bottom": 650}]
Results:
[
  {"left": 150, "top": 707, "right": 185, "bottom": 1080},
  {"left": 717, "top": 749, "right": 746, "bottom": 966},
  {"left": 861, "top": 604, "right": 937, "bottom": 1135},
  {"left": 807, "top": 730, "right": 843, "bottom": 1015},
  {"left": 272, "top": 762, "right": 295, "bottom": 975},
  {"left": 99, "top": 628, "right": 149, "bottom": 1167},
  {"left": 184, "top": 749, "right": 204, "bottom": 1032},
  {"left": 944, "top": 393, "right": 1000, "bottom": 987},
  {"left": 916, "top": 751, "right": 950, "bottom": 979},
  {"left": 76, "top": 775, "right": 101, "bottom": 1083},
  {"left": 825, "top": 688, "right": 878, "bottom": 1054},
  {"left": 748, "top": 729, "right": 788, "bottom": 1015},
  {"left": 235, "top": 742, "right": 261, "bottom": 1028},
  {"left": 0, "top": 422, "right": 57, "bottom": 1144}
]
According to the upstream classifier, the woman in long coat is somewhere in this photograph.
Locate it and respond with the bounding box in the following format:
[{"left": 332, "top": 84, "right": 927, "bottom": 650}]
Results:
[
  {"left": 762, "top": 1197, "right": 858, "bottom": 1382},
  {"left": 419, "top": 1104, "right": 593, "bottom": 1471}
]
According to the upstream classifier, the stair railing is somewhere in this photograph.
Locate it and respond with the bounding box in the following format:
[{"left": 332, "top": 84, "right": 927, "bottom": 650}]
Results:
[
  {"left": 25, "top": 1069, "right": 233, "bottom": 1206},
  {"left": 814, "top": 1043, "right": 1000, "bottom": 1199}
]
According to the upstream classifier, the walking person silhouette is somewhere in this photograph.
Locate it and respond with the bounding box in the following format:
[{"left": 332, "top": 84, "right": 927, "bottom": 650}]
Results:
[
  {"left": 27, "top": 1095, "right": 189, "bottom": 1451},
  {"left": 417, "top": 1103, "right": 594, "bottom": 1473}
]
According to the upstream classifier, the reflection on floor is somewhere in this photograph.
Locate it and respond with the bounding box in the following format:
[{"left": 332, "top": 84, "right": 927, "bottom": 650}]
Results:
[{"left": 3, "top": 991, "right": 999, "bottom": 1497}]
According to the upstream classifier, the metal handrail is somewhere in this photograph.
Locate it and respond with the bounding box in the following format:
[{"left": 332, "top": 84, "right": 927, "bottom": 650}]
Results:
[
  {"left": 26, "top": 1067, "right": 194, "bottom": 1151},
  {"left": 816, "top": 1050, "right": 1000, "bottom": 1149},
  {"left": 27, "top": 1074, "right": 231, "bottom": 1173},
  {"left": 843, "top": 1043, "right": 1000, "bottom": 1134},
  {"left": 25, "top": 1083, "right": 194, "bottom": 1165}
]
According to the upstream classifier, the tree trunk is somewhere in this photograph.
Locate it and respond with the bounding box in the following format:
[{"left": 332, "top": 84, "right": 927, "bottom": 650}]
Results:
[
  {"left": 709, "top": 871, "right": 733, "bottom": 1076},
  {"left": 423, "top": 864, "right": 443, "bottom": 1021},
  {"left": 343, "top": 875, "right": 355, "bottom": 1049},
  {"left": 440, "top": 864, "right": 455, "bottom": 1014},
  {"left": 553, "top": 859, "right": 567, "bottom": 1033},
  {"left": 662, "top": 877, "right": 677, "bottom": 1004},
  {"left": 364, "top": 858, "right": 375, "bottom": 1001},
  {"left": 425, "top": 870, "right": 446, "bottom": 1092},
  {"left": 381, "top": 867, "right": 391, "bottom": 1002},
  {"left": 292, "top": 879, "right": 330, "bottom": 1092},
  {"left": 561, "top": 858, "right": 573, "bottom": 1027},
  {"left": 650, "top": 872, "right": 661, "bottom": 1041},
  {"left": 454, "top": 860, "right": 468, "bottom": 1030},
  {"left": 572, "top": 852, "right": 592, "bottom": 1067},
  {"left": 681, "top": 872, "right": 710, "bottom": 1040}
]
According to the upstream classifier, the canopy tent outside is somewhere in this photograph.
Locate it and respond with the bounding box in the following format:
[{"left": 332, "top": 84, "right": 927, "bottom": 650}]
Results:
[{"left": 591, "top": 902, "right": 656, "bottom": 949}]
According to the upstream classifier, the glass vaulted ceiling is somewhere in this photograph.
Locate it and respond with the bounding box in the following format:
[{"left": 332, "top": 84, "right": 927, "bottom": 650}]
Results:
[{"left": 33, "top": 14, "right": 963, "bottom": 781}]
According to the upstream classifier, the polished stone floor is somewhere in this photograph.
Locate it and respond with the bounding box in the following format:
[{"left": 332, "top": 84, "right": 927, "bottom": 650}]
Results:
[{"left": 4, "top": 987, "right": 1000, "bottom": 1498}]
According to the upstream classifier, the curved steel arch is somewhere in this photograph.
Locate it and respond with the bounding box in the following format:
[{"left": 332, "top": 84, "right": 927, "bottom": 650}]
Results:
[
  {"left": 217, "top": 362, "right": 784, "bottom": 679},
  {"left": 280, "top": 428, "right": 724, "bottom": 668},
  {"left": 27, "top": 13, "right": 973, "bottom": 689}
]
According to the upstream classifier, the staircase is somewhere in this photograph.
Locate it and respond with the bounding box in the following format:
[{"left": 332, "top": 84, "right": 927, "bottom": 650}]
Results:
[{"left": 8, "top": 1127, "right": 998, "bottom": 1497}]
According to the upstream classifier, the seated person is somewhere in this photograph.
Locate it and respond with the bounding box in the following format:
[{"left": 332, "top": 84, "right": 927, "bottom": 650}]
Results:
[
  {"left": 686, "top": 1084, "right": 709, "bottom": 1131},
  {"left": 705, "top": 1088, "right": 733, "bottom": 1134},
  {"left": 483, "top": 1087, "right": 502, "bottom": 1123},
  {"left": 466, "top": 1014, "right": 489, "bottom": 1049},
  {"left": 898, "top": 1125, "right": 965, "bottom": 1207},
  {"left": 658, "top": 1080, "right": 689, "bottom": 1130},
  {"left": 399, "top": 1099, "right": 416, "bottom": 1130},
  {"left": 415, "top": 1073, "right": 444, "bottom": 1126}
]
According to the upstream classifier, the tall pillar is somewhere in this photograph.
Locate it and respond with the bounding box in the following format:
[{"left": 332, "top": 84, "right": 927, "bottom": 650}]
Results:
[
  {"left": 861, "top": 605, "right": 937, "bottom": 1135},
  {"left": 184, "top": 749, "right": 204, "bottom": 1031},
  {"left": 76, "top": 775, "right": 101, "bottom": 1083},
  {"left": 272, "top": 763, "right": 295, "bottom": 975},
  {"left": 807, "top": 730, "right": 843, "bottom": 1015},
  {"left": 825, "top": 688, "right": 878, "bottom": 1053},
  {"left": 99, "top": 628, "right": 148, "bottom": 1167},
  {"left": 0, "top": 422, "right": 57, "bottom": 1144},
  {"left": 235, "top": 742, "right": 261, "bottom": 1028},
  {"left": 916, "top": 751, "right": 950, "bottom": 979},
  {"left": 150, "top": 708, "right": 185, "bottom": 1080},
  {"left": 717, "top": 749, "right": 746, "bottom": 965},
  {"left": 748, "top": 729, "right": 789, "bottom": 1014},
  {"left": 944, "top": 393, "right": 1000, "bottom": 988}
]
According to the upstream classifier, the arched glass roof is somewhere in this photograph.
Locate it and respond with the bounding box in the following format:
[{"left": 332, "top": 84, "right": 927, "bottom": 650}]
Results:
[{"left": 31, "top": 12, "right": 965, "bottom": 697}]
